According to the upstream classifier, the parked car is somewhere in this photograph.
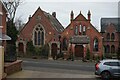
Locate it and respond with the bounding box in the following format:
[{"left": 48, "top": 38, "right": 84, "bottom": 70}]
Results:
[{"left": 95, "top": 59, "right": 120, "bottom": 79}]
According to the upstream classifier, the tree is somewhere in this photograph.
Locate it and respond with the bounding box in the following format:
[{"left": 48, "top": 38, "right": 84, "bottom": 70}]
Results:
[
  {"left": 3, "top": 0, "right": 21, "bottom": 22},
  {"left": 3, "top": 0, "right": 21, "bottom": 61},
  {"left": 3, "top": 0, "right": 21, "bottom": 44}
]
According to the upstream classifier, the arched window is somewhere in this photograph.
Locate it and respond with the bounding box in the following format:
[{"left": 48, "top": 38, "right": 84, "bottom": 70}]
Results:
[
  {"left": 83, "top": 26, "right": 86, "bottom": 35},
  {"left": 111, "top": 33, "right": 115, "bottom": 41},
  {"left": 79, "top": 25, "right": 82, "bottom": 32},
  {"left": 93, "top": 38, "right": 99, "bottom": 51},
  {"left": 62, "top": 38, "right": 68, "bottom": 50},
  {"left": 74, "top": 26, "right": 78, "bottom": 35},
  {"left": 33, "top": 25, "right": 45, "bottom": 46},
  {"left": 106, "top": 45, "right": 110, "bottom": 53},
  {"left": 106, "top": 33, "right": 110, "bottom": 41},
  {"left": 111, "top": 45, "right": 115, "bottom": 53}
]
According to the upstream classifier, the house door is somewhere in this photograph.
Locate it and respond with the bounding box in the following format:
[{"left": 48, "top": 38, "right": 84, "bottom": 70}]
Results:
[
  {"left": 18, "top": 43, "right": 24, "bottom": 53},
  {"left": 51, "top": 43, "right": 57, "bottom": 59},
  {"left": 75, "top": 45, "right": 84, "bottom": 57}
]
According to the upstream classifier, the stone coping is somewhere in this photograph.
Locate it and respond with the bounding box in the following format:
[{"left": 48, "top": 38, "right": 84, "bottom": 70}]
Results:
[{"left": 4, "top": 60, "right": 22, "bottom": 67}]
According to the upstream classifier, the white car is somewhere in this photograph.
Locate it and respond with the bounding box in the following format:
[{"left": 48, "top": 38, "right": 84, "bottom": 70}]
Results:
[{"left": 95, "top": 59, "right": 120, "bottom": 79}]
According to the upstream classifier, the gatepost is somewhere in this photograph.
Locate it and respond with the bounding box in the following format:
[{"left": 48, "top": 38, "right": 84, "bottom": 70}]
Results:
[{"left": 0, "top": 46, "right": 6, "bottom": 80}]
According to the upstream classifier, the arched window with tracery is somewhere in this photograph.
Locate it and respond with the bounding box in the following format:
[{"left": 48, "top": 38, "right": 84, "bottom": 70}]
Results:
[
  {"left": 93, "top": 38, "right": 99, "bottom": 51},
  {"left": 33, "top": 25, "right": 45, "bottom": 46}
]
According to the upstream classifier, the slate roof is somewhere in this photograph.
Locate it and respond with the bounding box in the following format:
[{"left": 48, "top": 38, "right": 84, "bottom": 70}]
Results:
[
  {"left": 70, "top": 35, "right": 90, "bottom": 44},
  {"left": 101, "top": 18, "right": 120, "bottom": 32},
  {"left": 43, "top": 12, "right": 64, "bottom": 33}
]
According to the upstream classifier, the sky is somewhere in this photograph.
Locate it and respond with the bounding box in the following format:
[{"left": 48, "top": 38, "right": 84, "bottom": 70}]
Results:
[{"left": 15, "top": 0, "right": 120, "bottom": 31}]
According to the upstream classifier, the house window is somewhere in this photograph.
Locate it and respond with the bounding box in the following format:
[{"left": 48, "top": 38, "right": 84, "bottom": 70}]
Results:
[
  {"left": 79, "top": 25, "right": 82, "bottom": 32},
  {"left": 83, "top": 26, "right": 86, "bottom": 35},
  {"left": 106, "top": 45, "right": 110, "bottom": 53},
  {"left": 111, "top": 45, "right": 115, "bottom": 53},
  {"left": 106, "top": 33, "right": 110, "bottom": 41},
  {"left": 0, "top": 15, "right": 2, "bottom": 26},
  {"left": 111, "top": 33, "right": 115, "bottom": 41},
  {"left": 74, "top": 26, "right": 78, "bottom": 35},
  {"left": 93, "top": 38, "right": 99, "bottom": 51},
  {"left": 33, "top": 25, "right": 44, "bottom": 46}
]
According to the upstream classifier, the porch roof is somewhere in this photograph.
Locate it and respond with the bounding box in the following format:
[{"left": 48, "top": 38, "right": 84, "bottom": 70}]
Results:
[
  {"left": 0, "top": 34, "right": 11, "bottom": 40},
  {"left": 70, "top": 35, "right": 90, "bottom": 44}
]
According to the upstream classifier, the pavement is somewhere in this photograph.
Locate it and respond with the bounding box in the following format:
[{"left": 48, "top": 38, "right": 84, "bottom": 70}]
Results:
[{"left": 7, "top": 69, "right": 95, "bottom": 78}]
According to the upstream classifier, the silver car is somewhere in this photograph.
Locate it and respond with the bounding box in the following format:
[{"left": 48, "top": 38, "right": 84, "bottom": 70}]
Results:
[{"left": 95, "top": 59, "right": 120, "bottom": 79}]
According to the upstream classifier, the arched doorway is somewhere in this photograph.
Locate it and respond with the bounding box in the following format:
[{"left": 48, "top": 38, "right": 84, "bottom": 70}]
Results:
[
  {"left": 51, "top": 43, "right": 57, "bottom": 59},
  {"left": 18, "top": 43, "right": 24, "bottom": 53},
  {"left": 75, "top": 45, "right": 84, "bottom": 57}
]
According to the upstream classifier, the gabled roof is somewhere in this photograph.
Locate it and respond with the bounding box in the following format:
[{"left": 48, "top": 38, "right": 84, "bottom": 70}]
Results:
[
  {"left": 43, "top": 11, "right": 64, "bottom": 33},
  {"left": 74, "top": 13, "right": 88, "bottom": 21},
  {"left": 101, "top": 18, "right": 120, "bottom": 32},
  {"left": 20, "top": 7, "right": 64, "bottom": 33},
  {"left": 63, "top": 11, "right": 99, "bottom": 33}
]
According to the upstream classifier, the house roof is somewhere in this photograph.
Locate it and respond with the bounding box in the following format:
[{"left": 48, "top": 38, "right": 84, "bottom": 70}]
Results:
[
  {"left": 70, "top": 35, "right": 90, "bottom": 44},
  {"left": 0, "top": 34, "right": 11, "bottom": 40},
  {"left": 43, "top": 11, "right": 64, "bottom": 33},
  {"left": 101, "top": 18, "right": 120, "bottom": 32}
]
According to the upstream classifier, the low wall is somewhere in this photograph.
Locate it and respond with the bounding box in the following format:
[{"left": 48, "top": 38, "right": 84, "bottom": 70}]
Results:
[{"left": 4, "top": 60, "right": 22, "bottom": 75}]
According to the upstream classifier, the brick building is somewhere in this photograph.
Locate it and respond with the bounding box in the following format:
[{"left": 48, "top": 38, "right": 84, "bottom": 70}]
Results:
[
  {"left": 61, "top": 11, "right": 103, "bottom": 59},
  {"left": 17, "top": 7, "right": 103, "bottom": 59},
  {"left": 101, "top": 18, "right": 120, "bottom": 58},
  {"left": 16, "top": 7, "right": 64, "bottom": 58},
  {"left": 0, "top": 1, "right": 11, "bottom": 49}
]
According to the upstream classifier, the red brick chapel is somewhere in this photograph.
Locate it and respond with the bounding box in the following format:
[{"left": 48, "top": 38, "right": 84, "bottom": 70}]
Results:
[{"left": 16, "top": 7, "right": 103, "bottom": 59}]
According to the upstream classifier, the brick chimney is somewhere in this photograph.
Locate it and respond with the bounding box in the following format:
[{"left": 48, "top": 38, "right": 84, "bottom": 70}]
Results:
[{"left": 52, "top": 12, "right": 56, "bottom": 18}]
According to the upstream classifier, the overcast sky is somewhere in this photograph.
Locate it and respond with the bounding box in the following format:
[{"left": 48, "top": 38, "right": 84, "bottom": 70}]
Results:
[{"left": 15, "top": 0, "right": 120, "bottom": 31}]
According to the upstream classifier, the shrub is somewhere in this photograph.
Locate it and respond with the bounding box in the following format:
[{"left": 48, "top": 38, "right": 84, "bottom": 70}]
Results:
[
  {"left": 86, "top": 48, "right": 90, "bottom": 60},
  {"left": 26, "top": 41, "right": 35, "bottom": 56},
  {"left": 5, "top": 44, "right": 17, "bottom": 62}
]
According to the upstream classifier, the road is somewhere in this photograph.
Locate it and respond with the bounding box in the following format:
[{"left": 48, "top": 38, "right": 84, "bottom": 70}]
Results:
[
  {"left": 8, "top": 58, "right": 101, "bottom": 79},
  {"left": 22, "top": 58, "right": 95, "bottom": 73}
]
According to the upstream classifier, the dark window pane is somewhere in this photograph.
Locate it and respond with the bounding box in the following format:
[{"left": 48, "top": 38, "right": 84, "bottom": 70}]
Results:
[
  {"left": 41, "top": 32, "right": 44, "bottom": 46},
  {"left": 38, "top": 31, "right": 40, "bottom": 45},
  {"left": 111, "top": 33, "right": 115, "bottom": 41},
  {"left": 34, "top": 31, "right": 37, "bottom": 45},
  {"left": 104, "top": 62, "right": 110, "bottom": 66},
  {"left": 110, "top": 62, "right": 119, "bottom": 66}
]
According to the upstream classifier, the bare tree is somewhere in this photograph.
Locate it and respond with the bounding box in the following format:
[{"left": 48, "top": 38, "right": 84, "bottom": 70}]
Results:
[
  {"left": 15, "top": 16, "right": 24, "bottom": 31},
  {"left": 3, "top": 0, "right": 21, "bottom": 22}
]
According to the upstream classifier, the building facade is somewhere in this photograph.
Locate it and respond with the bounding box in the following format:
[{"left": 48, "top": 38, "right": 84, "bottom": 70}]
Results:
[
  {"left": 16, "top": 7, "right": 64, "bottom": 58},
  {"left": 101, "top": 18, "right": 120, "bottom": 58},
  {"left": 0, "top": 1, "right": 11, "bottom": 49},
  {"left": 17, "top": 8, "right": 103, "bottom": 59},
  {"left": 61, "top": 11, "right": 103, "bottom": 59}
]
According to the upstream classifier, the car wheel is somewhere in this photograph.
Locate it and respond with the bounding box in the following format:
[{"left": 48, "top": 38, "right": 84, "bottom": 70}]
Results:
[{"left": 101, "top": 71, "right": 111, "bottom": 79}]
